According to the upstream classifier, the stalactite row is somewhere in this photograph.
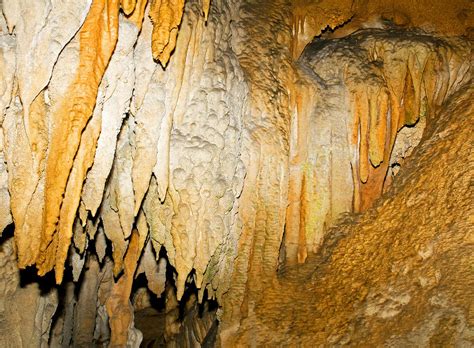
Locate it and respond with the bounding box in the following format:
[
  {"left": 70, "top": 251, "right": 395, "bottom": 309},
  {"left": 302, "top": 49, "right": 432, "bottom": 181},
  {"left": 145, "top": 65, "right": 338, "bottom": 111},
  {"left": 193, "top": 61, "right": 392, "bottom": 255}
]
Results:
[
  {"left": 0, "top": 0, "right": 472, "bottom": 345},
  {"left": 284, "top": 29, "right": 472, "bottom": 263},
  {"left": 1, "top": 0, "right": 248, "bottom": 317},
  {"left": 290, "top": 0, "right": 354, "bottom": 59},
  {"left": 217, "top": 1, "right": 297, "bottom": 344},
  {"left": 1, "top": 0, "right": 248, "bottom": 344}
]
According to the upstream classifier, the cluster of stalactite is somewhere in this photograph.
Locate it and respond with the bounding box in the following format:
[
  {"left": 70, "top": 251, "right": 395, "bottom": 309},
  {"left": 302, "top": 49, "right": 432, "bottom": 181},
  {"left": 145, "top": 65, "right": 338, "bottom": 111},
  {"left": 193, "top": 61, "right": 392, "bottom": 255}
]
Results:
[
  {"left": 1, "top": 0, "right": 243, "bottom": 345},
  {"left": 0, "top": 0, "right": 472, "bottom": 346},
  {"left": 0, "top": 0, "right": 217, "bottom": 283},
  {"left": 0, "top": 230, "right": 216, "bottom": 346},
  {"left": 284, "top": 29, "right": 471, "bottom": 263},
  {"left": 231, "top": 82, "right": 474, "bottom": 346}
]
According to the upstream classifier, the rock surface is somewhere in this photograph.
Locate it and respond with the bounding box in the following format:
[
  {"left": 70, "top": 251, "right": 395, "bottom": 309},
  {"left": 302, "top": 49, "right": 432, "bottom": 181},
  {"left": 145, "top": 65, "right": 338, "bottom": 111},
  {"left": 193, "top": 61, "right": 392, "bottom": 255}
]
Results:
[
  {"left": 0, "top": 0, "right": 472, "bottom": 346},
  {"left": 227, "top": 81, "right": 474, "bottom": 347}
]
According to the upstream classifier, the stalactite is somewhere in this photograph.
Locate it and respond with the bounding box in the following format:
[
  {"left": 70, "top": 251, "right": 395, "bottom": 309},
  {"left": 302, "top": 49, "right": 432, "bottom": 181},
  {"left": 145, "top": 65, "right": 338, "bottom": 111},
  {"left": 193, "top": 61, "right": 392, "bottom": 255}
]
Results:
[
  {"left": 53, "top": 102, "right": 102, "bottom": 282},
  {"left": 37, "top": 0, "right": 120, "bottom": 279},
  {"left": 2, "top": 0, "right": 90, "bottom": 266},
  {"left": 131, "top": 69, "right": 164, "bottom": 215},
  {"left": 288, "top": 29, "right": 472, "bottom": 260},
  {"left": 81, "top": 16, "right": 140, "bottom": 217},
  {"left": 5, "top": 0, "right": 91, "bottom": 113},
  {"left": 138, "top": 240, "right": 167, "bottom": 296},
  {"left": 202, "top": 0, "right": 211, "bottom": 21},
  {"left": 129, "top": 0, "right": 149, "bottom": 29},
  {"left": 101, "top": 181, "right": 130, "bottom": 276},
  {"left": 149, "top": 0, "right": 186, "bottom": 66},
  {"left": 149, "top": 0, "right": 213, "bottom": 66},
  {"left": 0, "top": 0, "right": 472, "bottom": 346},
  {"left": 121, "top": 0, "right": 137, "bottom": 15},
  {"left": 3, "top": 92, "right": 45, "bottom": 266},
  {"left": 106, "top": 230, "right": 145, "bottom": 346}
]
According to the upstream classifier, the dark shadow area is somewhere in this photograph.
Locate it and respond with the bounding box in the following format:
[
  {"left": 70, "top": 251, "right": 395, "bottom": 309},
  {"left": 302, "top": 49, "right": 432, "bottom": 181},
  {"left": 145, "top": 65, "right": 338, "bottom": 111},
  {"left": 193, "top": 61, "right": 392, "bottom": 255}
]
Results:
[
  {"left": 133, "top": 246, "right": 219, "bottom": 347},
  {"left": 133, "top": 272, "right": 167, "bottom": 348},
  {"left": 0, "top": 223, "right": 57, "bottom": 295},
  {"left": 0, "top": 222, "right": 14, "bottom": 250}
]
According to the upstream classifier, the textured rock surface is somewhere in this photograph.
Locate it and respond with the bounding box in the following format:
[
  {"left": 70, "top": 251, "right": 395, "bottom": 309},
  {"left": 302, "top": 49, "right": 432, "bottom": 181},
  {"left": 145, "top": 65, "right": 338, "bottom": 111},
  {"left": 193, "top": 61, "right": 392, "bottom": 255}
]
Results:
[
  {"left": 283, "top": 29, "right": 471, "bottom": 263},
  {"left": 0, "top": 0, "right": 472, "bottom": 346},
  {"left": 0, "top": 234, "right": 58, "bottom": 347},
  {"left": 291, "top": 0, "right": 474, "bottom": 59},
  {"left": 227, "top": 82, "right": 474, "bottom": 347}
]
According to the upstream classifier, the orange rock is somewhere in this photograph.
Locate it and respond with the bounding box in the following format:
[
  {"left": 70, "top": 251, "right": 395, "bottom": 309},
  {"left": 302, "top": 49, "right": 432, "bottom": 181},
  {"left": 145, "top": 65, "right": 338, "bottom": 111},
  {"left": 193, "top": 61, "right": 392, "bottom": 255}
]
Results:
[
  {"left": 149, "top": 0, "right": 185, "bottom": 66},
  {"left": 38, "top": 0, "right": 120, "bottom": 278}
]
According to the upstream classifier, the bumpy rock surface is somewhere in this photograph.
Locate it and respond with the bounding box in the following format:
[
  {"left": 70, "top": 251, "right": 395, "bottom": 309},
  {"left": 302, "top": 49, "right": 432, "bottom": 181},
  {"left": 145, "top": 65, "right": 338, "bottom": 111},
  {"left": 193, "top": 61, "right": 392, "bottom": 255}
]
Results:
[
  {"left": 0, "top": 0, "right": 472, "bottom": 346},
  {"left": 227, "top": 81, "right": 474, "bottom": 347},
  {"left": 283, "top": 29, "right": 471, "bottom": 263}
]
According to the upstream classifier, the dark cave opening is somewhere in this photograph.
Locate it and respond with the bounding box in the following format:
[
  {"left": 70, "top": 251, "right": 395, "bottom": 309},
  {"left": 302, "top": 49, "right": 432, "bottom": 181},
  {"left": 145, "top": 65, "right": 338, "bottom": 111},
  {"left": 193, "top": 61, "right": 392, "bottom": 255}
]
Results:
[{"left": 132, "top": 248, "right": 219, "bottom": 347}]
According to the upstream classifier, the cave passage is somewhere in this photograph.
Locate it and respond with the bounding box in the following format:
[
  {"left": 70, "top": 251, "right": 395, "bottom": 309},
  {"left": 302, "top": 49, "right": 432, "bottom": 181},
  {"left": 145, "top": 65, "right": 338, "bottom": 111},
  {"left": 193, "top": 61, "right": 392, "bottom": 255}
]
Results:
[{"left": 0, "top": 0, "right": 472, "bottom": 346}]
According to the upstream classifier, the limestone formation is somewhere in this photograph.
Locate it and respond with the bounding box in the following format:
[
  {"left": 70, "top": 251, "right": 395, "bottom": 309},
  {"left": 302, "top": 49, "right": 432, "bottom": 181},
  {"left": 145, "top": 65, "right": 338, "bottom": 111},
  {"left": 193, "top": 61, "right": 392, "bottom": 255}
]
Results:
[
  {"left": 227, "top": 81, "right": 474, "bottom": 347},
  {"left": 0, "top": 0, "right": 472, "bottom": 346},
  {"left": 283, "top": 29, "right": 471, "bottom": 263}
]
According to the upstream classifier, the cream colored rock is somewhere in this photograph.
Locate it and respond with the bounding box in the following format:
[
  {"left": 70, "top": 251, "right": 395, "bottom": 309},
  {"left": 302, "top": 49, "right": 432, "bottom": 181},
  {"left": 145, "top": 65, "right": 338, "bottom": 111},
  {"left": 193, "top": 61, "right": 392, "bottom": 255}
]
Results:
[
  {"left": 131, "top": 7, "right": 157, "bottom": 115},
  {"left": 0, "top": 0, "right": 472, "bottom": 346},
  {"left": 148, "top": 1, "right": 246, "bottom": 298},
  {"left": 132, "top": 69, "right": 165, "bottom": 214},
  {"left": 82, "top": 15, "right": 140, "bottom": 217},
  {"left": 5, "top": 0, "right": 91, "bottom": 114},
  {"left": 0, "top": 133, "right": 11, "bottom": 233},
  {"left": 70, "top": 245, "right": 85, "bottom": 282},
  {"left": 0, "top": 0, "right": 18, "bottom": 243},
  {"left": 1, "top": 0, "right": 20, "bottom": 34},
  {"left": 0, "top": 13, "right": 15, "bottom": 121},
  {"left": 143, "top": 176, "right": 176, "bottom": 267},
  {"left": 99, "top": 115, "right": 135, "bottom": 275},
  {"left": 137, "top": 239, "right": 167, "bottom": 297},
  {"left": 95, "top": 226, "right": 108, "bottom": 263},
  {"left": 0, "top": 237, "right": 58, "bottom": 347},
  {"left": 3, "top": 96, "right": 45, "bottom": 266},
  {"left": 73, "top": 216, "right": 88, "bottom": 253},
  {"left": 286, "top": 29, "right": 472, "bottom": 261},
  {"left": 51, "top": 88, "right": 103, "bottom": 282}
]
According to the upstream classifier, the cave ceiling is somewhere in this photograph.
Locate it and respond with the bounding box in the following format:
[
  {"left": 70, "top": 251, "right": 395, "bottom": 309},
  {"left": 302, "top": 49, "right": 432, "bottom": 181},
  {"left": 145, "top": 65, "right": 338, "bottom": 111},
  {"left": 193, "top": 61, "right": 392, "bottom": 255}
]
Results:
[{"left": 0, "top": 0, "right": 472, "bottom": 346}]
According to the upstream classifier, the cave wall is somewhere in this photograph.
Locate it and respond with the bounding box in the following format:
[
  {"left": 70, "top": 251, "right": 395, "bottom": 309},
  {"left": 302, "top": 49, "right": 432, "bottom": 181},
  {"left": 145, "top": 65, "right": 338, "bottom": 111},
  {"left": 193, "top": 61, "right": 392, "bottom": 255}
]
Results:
[
  {"left": 230, "top": 80, "right": 474, "bottom": 347},
  {"left": 0, "top": 0, "right": 472, "bottom": 346}
]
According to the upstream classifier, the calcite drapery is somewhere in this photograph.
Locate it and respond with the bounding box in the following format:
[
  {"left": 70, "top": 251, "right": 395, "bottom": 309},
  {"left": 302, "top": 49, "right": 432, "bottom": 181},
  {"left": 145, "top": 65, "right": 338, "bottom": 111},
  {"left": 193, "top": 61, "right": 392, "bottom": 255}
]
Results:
[
  {"left": 283, "top": 29, "right": 471, "bottom": 263},
  {"left": 0, "top": 0, "right": 472, "bottom": 345},
  {"left": 229, "top": 81, "right": 474, "bottom": 346},
  {"left": 1, "top": 0, "right": 216, "bottom": 283},
  {"left": 37, "top": 0, "right": 120, "bottom": 281},
  {"left": 3, "top": 0, "right": 243, "bottom": 316}
]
